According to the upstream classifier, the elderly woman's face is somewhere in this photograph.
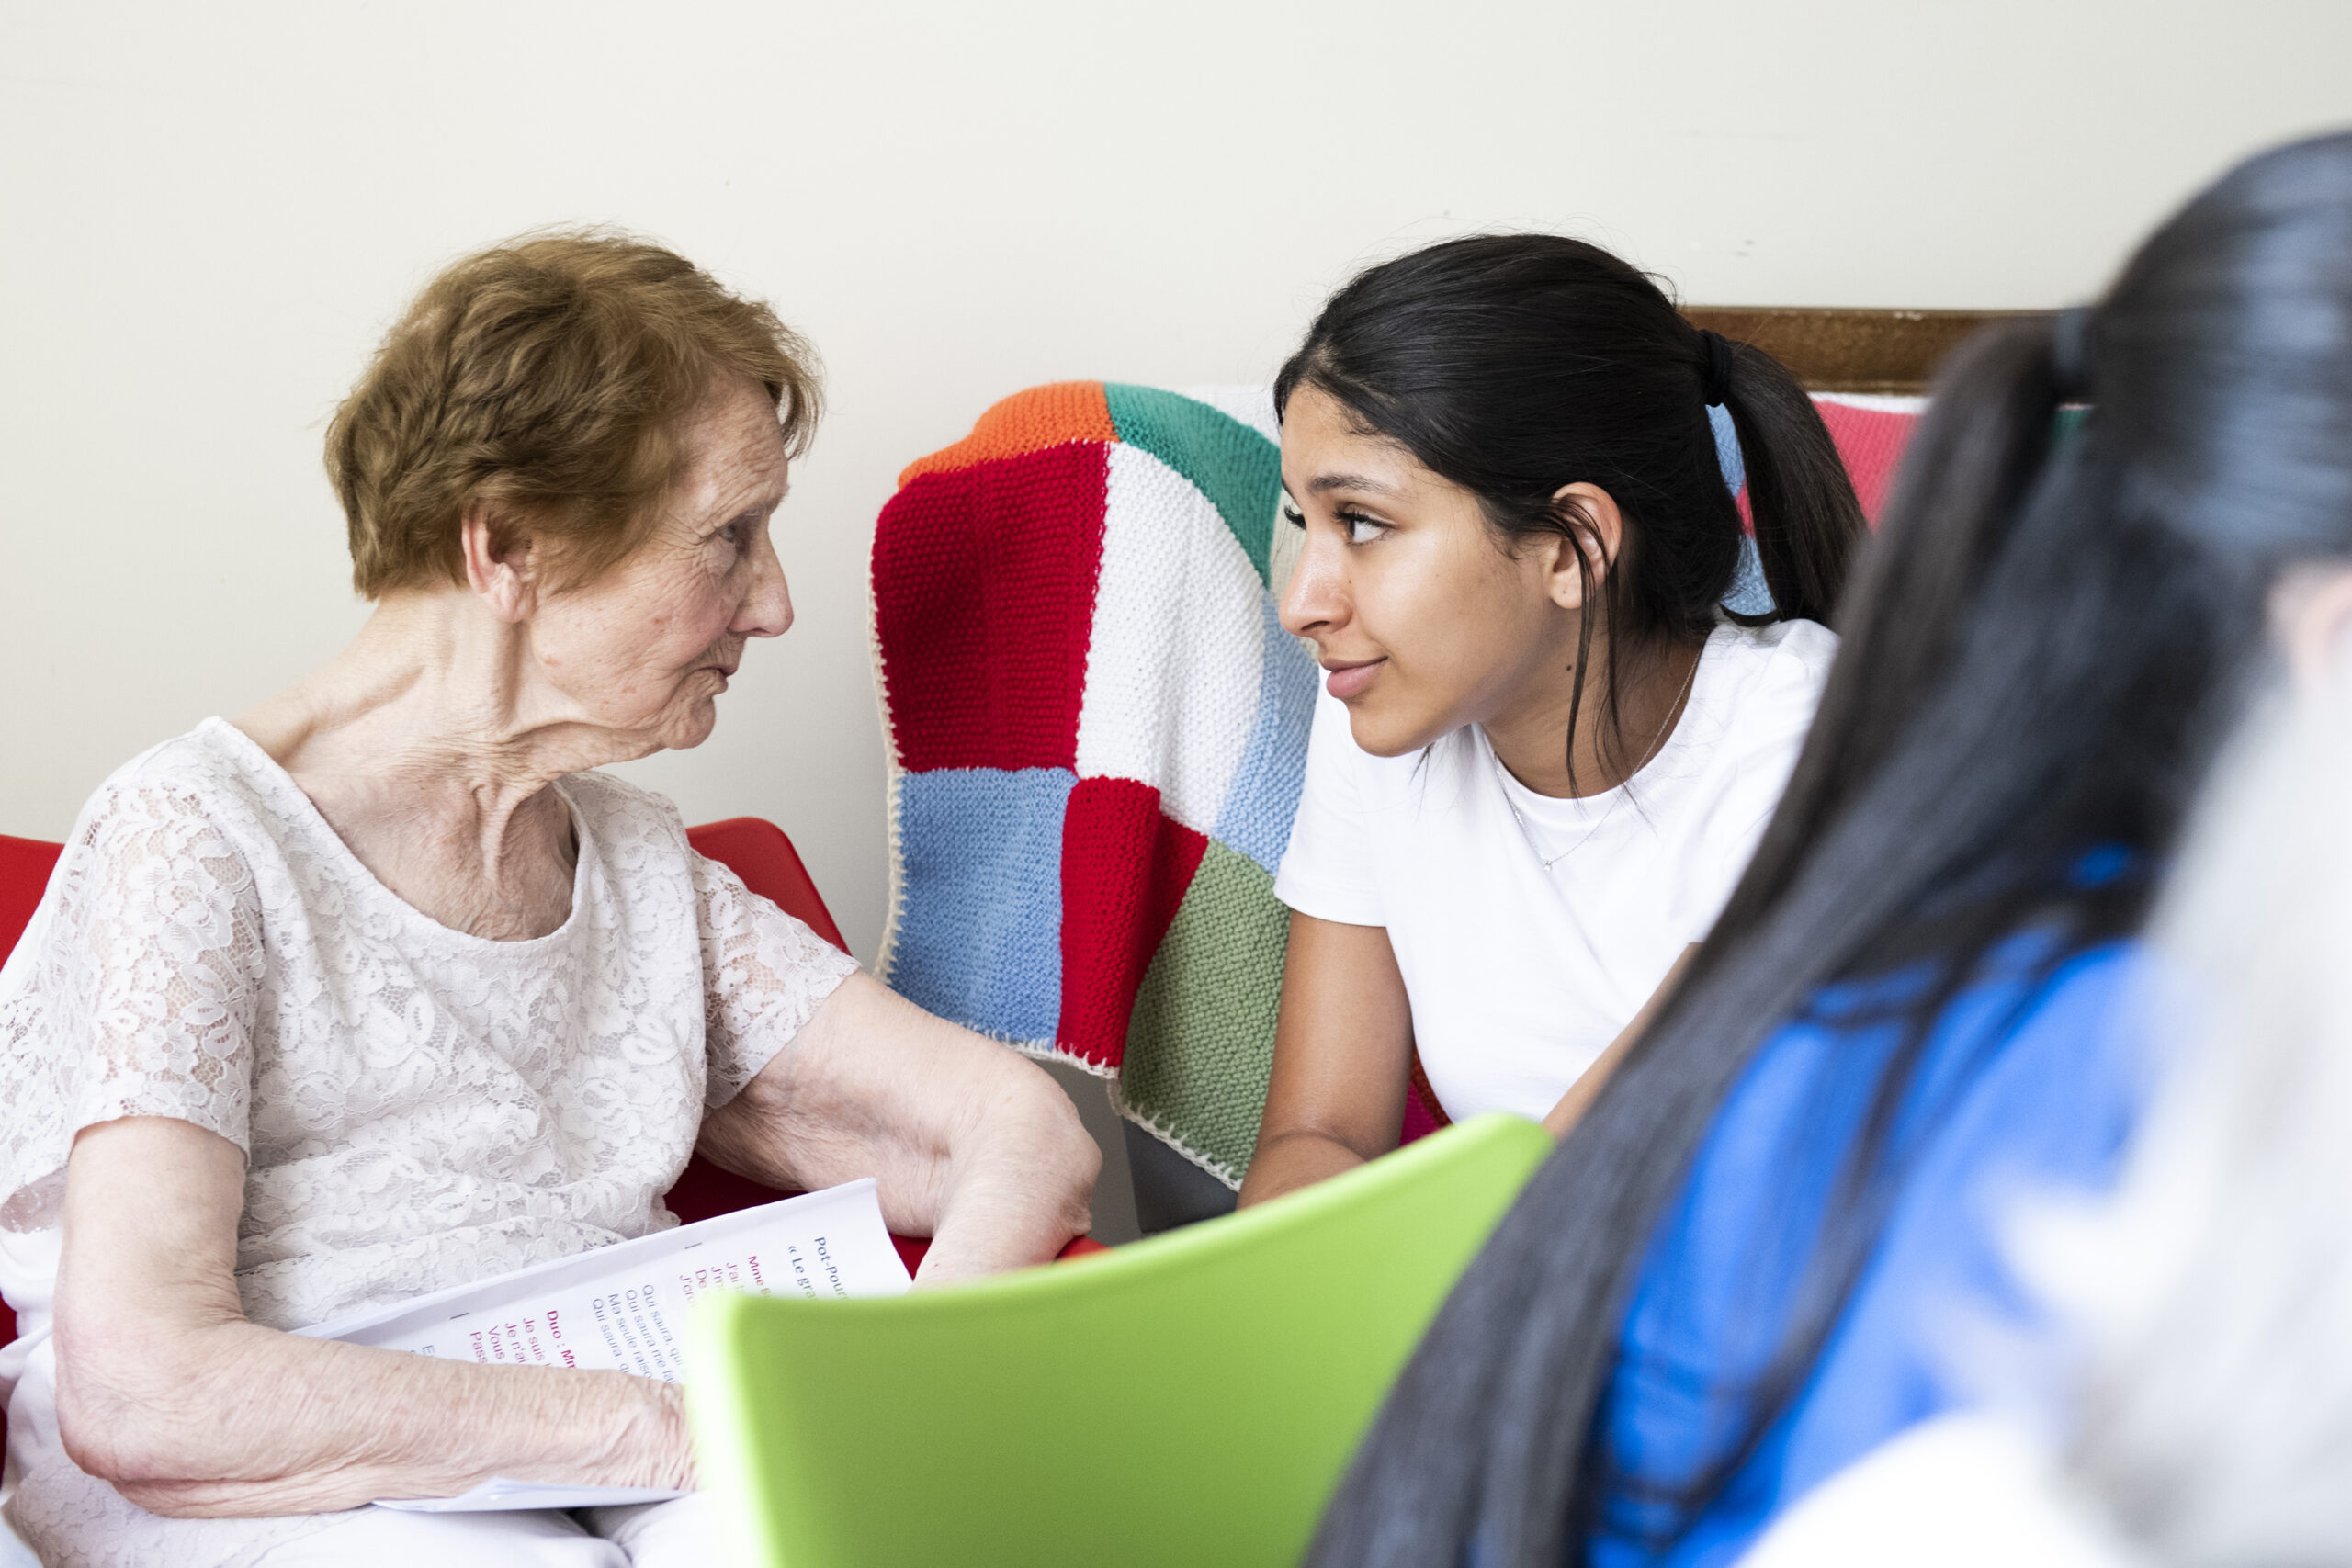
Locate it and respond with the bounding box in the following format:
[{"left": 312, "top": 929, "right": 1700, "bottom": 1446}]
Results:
[{"left": 527, "top": 378, "right": 794, "bottom": 751}]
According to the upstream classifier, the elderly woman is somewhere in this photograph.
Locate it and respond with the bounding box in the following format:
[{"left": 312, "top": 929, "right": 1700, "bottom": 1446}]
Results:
[{"left": 0, "top": 233, "right": 1100, "bottom": 1567}]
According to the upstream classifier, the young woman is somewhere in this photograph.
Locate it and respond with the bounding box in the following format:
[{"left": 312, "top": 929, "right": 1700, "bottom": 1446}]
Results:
[
  {"left": 1305, "top": 133, "right": 2352, "bottom": 1567},
  {"left": 1239, "top": 235, "right": 1865, "bottom": 1206}
]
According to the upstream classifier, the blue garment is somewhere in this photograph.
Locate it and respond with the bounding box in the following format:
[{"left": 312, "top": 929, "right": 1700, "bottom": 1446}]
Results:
[{"left": 1586, "top": 937, "right": 2148, "bottom": 1568}]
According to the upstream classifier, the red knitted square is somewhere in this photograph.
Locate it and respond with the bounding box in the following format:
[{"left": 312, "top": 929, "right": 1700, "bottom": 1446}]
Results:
[
  {"left": 873, "top": 443, "right": 1109, "bottom": 772},
  {"left": 1056, "top": 777, "right": 1206, "bottom": 1071}
]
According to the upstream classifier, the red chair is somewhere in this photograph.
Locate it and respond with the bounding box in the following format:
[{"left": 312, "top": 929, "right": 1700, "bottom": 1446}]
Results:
[
  {"left": 683, "top": 816, "right": 850, "bottom": 954},
  {"left": 0, "top": 833, "right": 58, "bottom": 967},
  {"left": 1, "top": 833, "right": 68, "bottom": 1387}
]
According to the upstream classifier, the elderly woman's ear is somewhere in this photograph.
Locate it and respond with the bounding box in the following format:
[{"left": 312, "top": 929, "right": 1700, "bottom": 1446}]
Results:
[{"left": 459, "top": 502, "right": 545, "bottom": 623}]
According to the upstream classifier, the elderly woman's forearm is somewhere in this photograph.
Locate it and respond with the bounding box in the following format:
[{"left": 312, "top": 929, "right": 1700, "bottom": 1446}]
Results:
[
  {"left": 707, "top": 973, "right": 1098, "bottom": 1279},
  {"left": 716, "top": 973, "right": 1095, "bottom": 1219},
  {"left": 57, "top": 1117, "right": 693, "bottom": 1515},
  {"left": 57, "top": 1319, "right": 688, "bottom": 1517}
]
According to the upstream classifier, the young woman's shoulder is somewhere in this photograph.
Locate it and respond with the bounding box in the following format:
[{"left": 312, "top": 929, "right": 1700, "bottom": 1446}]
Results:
[
  {"left": 1690, "top": 617, "right": 1839, "bottom": 766},
  {"left": 1717, "top": 616, "right": 1840, "bottom": 696}
]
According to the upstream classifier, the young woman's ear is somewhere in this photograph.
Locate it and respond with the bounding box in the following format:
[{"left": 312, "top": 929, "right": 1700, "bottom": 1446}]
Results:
[
  {"left": 459, "top": 501, "right": 540, "bottom": 625},
  {"left": 1542, "top": 482, "right": 1625, "bottom": 611}
]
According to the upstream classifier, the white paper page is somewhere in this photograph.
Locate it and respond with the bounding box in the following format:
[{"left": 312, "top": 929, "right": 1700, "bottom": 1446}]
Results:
[
  {"left": 293, "top": 1179, "right": 912, "bottom": 1511},
  {"left": 375, "top": 1479, "right": 693, "bottom": 1513}
]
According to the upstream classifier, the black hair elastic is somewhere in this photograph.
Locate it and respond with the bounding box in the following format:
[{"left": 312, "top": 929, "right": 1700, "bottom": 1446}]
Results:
[
  {"left": 1698, "top": 329, "right": 1736, "bottom": 408},
  {"left": 2051, "top": 306, "right": 2096, "bottom": 400}
]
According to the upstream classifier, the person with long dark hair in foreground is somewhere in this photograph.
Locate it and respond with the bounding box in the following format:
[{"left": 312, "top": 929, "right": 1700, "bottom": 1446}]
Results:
[
  {"left": 1742, "top": 592, "right": 2352, "bottom": 1568},
  {"left": 1243, "top": 237, "right": 1862, "bottom": 1206},
  {"left": 1307, "top": 130, "right": 2352, "bottom": 1567}
]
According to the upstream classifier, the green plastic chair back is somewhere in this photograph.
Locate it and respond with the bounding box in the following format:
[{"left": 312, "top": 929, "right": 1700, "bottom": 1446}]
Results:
[{"left": 688, "top": 1111, "right": 1550, "bottom": 1568}]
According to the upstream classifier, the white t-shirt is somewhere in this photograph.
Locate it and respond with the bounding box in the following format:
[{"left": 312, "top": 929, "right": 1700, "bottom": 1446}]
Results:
[{"left": 1274, "top": 618, "right": 1838, "bottom": 1122}]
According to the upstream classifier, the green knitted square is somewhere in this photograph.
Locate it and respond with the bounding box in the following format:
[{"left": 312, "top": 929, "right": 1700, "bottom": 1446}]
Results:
[{"left": 1116, "top": 840, "right": 1292, "bottom": 1185}]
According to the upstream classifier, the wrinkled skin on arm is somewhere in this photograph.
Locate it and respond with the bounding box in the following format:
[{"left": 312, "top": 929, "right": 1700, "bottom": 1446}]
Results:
[
  {"left": 695, "top": 970, "right": 1100, "bottom": 1284},
  {"left": 53, "top": 1118, "right": 694, "bottom": 1517}
]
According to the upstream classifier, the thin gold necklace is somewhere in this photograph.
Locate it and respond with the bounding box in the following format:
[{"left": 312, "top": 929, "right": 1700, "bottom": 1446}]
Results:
[{"left": 1494, "top": 648, "right": 1702, "bottom": 874}]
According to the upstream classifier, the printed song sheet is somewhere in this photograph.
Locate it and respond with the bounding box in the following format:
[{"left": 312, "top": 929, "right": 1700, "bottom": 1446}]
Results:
[{"left": 291, "top": 1179, "right": 912, "bottom": 1511}]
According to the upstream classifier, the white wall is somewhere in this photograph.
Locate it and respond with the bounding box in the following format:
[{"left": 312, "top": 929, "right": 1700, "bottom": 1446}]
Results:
[{"left": 4, "top": 0, "right": 2346, "bottom": 962}]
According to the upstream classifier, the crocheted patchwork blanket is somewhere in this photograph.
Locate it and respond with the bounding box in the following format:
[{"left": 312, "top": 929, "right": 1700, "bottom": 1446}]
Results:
[{"left": 873, "top": 383, "right": 1926, "bottom": 1189}]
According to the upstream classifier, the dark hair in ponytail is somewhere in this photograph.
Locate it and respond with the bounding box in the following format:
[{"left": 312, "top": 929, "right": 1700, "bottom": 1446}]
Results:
[
  {"left": 1273, "top": 235, "right": 1864, "bottom": 784},
  {"left": 1309, "top": 132, "right": 2352, "bottom": 1567}
]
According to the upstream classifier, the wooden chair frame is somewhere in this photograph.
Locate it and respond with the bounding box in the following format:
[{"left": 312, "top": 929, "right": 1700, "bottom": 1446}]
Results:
[{"left": 1683, "top": 307, "right": 2053, "bottom": 395}]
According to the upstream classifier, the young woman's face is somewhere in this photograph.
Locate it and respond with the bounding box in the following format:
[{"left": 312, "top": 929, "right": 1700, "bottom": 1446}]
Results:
[{"left": 1278, "top": 384, "right": 1580, "bottom": 757}]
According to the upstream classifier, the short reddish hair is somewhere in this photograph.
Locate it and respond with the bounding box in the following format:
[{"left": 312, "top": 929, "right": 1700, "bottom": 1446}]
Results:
[{"left": 327, "top": 230, "right": 820, "bottom": 598}]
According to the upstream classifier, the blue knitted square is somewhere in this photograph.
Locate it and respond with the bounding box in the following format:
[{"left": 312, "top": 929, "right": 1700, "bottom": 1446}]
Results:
[
  {"left": 888, "top": 767, "right": 1075, "bottom": 1043},
  {"left": 1214, "top": 593, "right": 1317, "bottom": 874}
]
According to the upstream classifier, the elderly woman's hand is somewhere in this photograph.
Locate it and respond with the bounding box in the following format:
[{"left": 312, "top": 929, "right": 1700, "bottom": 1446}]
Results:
[
  {"left": 52, "top": 1117, "right": 695, "bottom": 1517},
  {"left": 695, "top": 971, "right": 1101, "bottom": 1284}
]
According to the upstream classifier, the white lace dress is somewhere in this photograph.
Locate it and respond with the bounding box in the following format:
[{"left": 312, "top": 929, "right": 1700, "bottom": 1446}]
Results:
[{"left": 0, "top": 719, "right": 859, "bottom": 1567}]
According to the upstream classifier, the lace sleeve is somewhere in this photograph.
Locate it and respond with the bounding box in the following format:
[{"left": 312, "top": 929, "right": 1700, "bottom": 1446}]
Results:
[
  {"left": 694, "top": 852, "right": 859, "bottom": 1110},
  {"left": 1, "top": 784, "right": 264, "bottom": 1230}
]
